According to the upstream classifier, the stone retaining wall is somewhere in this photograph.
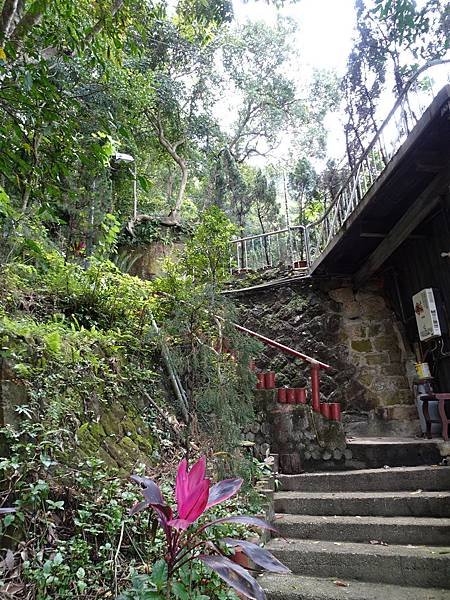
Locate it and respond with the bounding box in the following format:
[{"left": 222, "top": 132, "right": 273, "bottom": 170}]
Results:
[
  {"left": 236, "top": 276, "right": 419, "bottom": 436},
  {"left": 243, "top": 390, "right": 349, "bottom": 472}
]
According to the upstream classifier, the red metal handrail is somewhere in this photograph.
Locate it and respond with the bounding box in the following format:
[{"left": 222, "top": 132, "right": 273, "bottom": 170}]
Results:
[
  {"left": 232, "top": 322, "right": 330, "bottom": 369},
  {"left": 231, "top": 321, "right": 331, "bottom": 411},
  {"left": 153, "top": 290, "right": 330, "bottom": 410}
]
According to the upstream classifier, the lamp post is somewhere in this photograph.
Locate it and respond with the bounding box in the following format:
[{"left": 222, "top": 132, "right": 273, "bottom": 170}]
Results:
[{"left": 113, "top": 152, "right": 137, "bottom": 219}]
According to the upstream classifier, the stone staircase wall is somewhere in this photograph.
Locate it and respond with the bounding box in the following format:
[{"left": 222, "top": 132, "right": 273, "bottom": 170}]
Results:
[
  {"left": 236, "top": 277, "right": 419, "bottom": 436},
  {"left": 244, "top": 390, "right": 350, "bottom": 472}
]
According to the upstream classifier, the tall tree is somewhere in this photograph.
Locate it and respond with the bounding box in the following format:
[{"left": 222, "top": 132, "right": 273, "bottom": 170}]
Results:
[{"left": 343, "top": 0, "right": 450, "bottom": 166}]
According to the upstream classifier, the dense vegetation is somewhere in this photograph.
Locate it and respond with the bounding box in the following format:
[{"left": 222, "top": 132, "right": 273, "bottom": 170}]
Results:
[{"left": 0, "top": 0, "right": 449, "bottom": 598}]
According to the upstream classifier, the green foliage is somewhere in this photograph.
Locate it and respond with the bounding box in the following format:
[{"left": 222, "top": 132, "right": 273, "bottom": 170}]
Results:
[
  {"left": 343, "top": 0, "right": 449, "bottom": 165},
  {"left": 2, "top": 248, "right": 156, "bottom": 330},
  {"left": 183, "top": 206, "right": 237, "bottom": 284},
  {"left": 120, "top": 558, "right": 238, "bottom": 599},
  {"left": 0, "top": 420, "right": 159, "bottom": 599},
  {"left": 0, "top": 207, "right": 267, "bottom": 597}
]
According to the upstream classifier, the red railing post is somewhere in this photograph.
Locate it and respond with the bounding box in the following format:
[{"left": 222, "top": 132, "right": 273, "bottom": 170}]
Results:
[{"left": 311, "top": 363, "right": 321, "bottom": 412}]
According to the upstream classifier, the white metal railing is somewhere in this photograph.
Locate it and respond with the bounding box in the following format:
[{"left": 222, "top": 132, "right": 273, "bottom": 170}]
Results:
[
  {"left": 306, "top": 59, "right": 450, "bottom": 267},
  {"left": 231, "top": 60, "right": 450, "bottom": 274},
  {"left": 231, "top": 225, "right": 310, "bottom": 272}
]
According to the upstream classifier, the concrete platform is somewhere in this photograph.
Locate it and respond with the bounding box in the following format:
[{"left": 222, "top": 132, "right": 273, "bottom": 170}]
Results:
[
  {"left": 265, "top": 436, "right": 450, "bottom": 599},
  {"left": 346, "top": 436, "right": 443, "bottom": 468},
  {"left": 260, "top": 573, "right": 450, "bottom": 600},
  {"left": 278, "top": 465, "right": 450, "bottom": 492}
]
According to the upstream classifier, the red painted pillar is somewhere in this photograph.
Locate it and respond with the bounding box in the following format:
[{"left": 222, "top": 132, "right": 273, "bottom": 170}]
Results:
[
  {"left": 265, "top": 371, "right": 276, "bottom": 389},
  {"left": 286, "top": 388, "right": 295, "bottom": 404},
  {"left": 256, "top": 373, "right": 265, "bottom": 389},
  {"left": 330, "top": 403, "right": 341, "bottom": 421},
  {"left": 311, "top": 363, "right": 321, "bottom": 412}
]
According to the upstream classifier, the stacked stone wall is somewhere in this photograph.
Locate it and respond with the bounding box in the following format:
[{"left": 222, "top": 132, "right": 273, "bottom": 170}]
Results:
[{"left": 236, "top": 277, "right": 417, "bottom": 433}]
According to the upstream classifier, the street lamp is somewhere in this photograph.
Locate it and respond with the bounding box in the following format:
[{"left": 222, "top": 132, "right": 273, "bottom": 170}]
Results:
[{"left": 113, "top": 152, "right": 138, "bottom": 219}]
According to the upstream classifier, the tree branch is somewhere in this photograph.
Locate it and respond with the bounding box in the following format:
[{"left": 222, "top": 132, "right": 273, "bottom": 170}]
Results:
[
  {"left": 84, "top": 0, "right": 124, "bottom": 46},
  {"left": 0, "top": 0, "right": 20, "bottom": 42},
  {"left": 9, "top": 0, "right": 48, "bottom": 49}
]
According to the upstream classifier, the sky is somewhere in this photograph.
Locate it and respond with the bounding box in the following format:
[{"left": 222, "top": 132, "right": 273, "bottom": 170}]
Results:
[
  {"left": 233, "top": 0, "right": 356, "bottom": 76},
  {"left": 231, "top": 0, "right": 357, "bottom": 161}
]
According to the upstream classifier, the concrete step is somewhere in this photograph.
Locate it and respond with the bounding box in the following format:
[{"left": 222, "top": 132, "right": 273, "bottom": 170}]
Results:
[
  {"left": 346, "top": 437, "right": 442, "bottom": 469},
  {"left": 266, "top": 538, "right": 450, "bottom": 588},
  {"left": 260, "top": 573, "right": 450, "bottom": 600},
  {"left": 274, "top": 491, "right": 450, "bottom": 517},
  {"left": 278, "top": 465, "right": 450, "bottom": 493},
  {"left": 273, "top": 514, "right": 450, "bottom": 546}
]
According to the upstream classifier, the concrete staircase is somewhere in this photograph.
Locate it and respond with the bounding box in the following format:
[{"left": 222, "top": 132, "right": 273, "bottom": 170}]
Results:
[{"left": 260, "top": 464, "right": 450, "bottom": 599}]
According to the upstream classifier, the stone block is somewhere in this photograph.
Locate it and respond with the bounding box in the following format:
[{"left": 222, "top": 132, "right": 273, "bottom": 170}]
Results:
[
  {"left": 329, "top": 288, "right": 362, "bottom": 318},
  {"left": 346, "top": 323, "right": 368, "bottom": 339},
  {"left": 373, "top": 335, "right": 399, "bottom": 352},
  {"left": 376, "top": 404, "right": 418, "bottom": 421},
  {"left": 250, "top": 421, "right": 260, "bottom": 434},
  {"left": 383, "top": 389, "right": 414, "bottom": 406},
  {"left": 333, "top": 449, "right": 343, "bottom": 460},
  {"left": 355, "top": 292, "right": 387, "bottom": 316},
  {"left": 368, "top": 323, "right": 383, "bottom": 337},
  {"left": 388, "top": 349, "right": 402, "bottom": 362},
  {"left": 366, "top": 352, "right": 389, "bottom": 366},
  {"left": 311, "top": 448, "right": 321, "bottom": 460},
  {"left": 358, "top": 368, "right": 375, "bottom": 388},
  {"left": 253, "top": 389, "right": 277, "bottom": 411},
  {"left": 329, "top": 287, "right": 355, "bottom": 304},
  {"left": 383, "top": 363, "right": 406, "bottom": 376},
  {"left": 260, "top": 443, "right": 270, "bottom": 456},
  {"left": 351, "top": 339, "right": 373, "bottom": 353}
]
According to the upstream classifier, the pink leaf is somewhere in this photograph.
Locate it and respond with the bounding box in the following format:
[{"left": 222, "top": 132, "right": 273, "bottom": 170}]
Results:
[
  {"left": 199, "top": 554, "right": 266, "bottom": 600},
  {"left": 175, "top": 459, "right": 189, "bottom": 508},
  {"left": 207, "top": 478, "right": 243, "bottom": 508},
  {"left": 179, "top": 478, "right": 210, "bottom": 523},
  {"left": 222, "top": 539, "right": 290, "bottom": 573},
  {"left": 187, "top": 456, "right": 207, "bottom": 490},
  {"left": 167, "top": 518, "right": 192, "bottom": 530}
]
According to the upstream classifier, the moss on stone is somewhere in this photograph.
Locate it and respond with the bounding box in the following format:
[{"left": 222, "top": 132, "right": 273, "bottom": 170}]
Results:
[
  {"left": 75, "top": 400, "right": 154, "bottom": 472},
  {"left": 366, "top": 352, "right": 389, "bottom": 366},
  {"left": 373, "top": 335, "right": 399, "bottom": 352},
  {"left": 351, "top": 339, "right": 373, "bottom": 353}
]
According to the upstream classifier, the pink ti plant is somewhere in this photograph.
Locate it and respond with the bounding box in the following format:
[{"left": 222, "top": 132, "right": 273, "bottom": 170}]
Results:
[{"left": 130, "top": 456, "right": 289, "bottom": 599}]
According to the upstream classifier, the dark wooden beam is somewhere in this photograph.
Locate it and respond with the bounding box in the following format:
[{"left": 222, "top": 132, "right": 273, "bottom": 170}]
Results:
[
  {"left": 415, "top": 151, "right": 448, "bottom": 173},
  {"left": 354, "top": 164, "right": 450, "bottom": 287},
  {"left": 359, "top": 232, "right": 427, "bottom": 239}
]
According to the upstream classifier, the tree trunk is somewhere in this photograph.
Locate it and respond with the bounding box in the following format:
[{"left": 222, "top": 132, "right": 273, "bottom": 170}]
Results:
[
  {"left": 256, "top": 204, "right": 270, "bottom": 266},
  {"left": 0, "top": 0, "right": 20, "bottom": 42},
  {"left": 146, "top": 111, "right": 187, "bottom": 225},
  {"left": 168, "top": 159, "right": 188, "bottom": 223}
]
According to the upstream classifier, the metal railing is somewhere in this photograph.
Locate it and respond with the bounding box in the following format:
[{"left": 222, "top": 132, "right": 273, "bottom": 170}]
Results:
[
  {"left": 228, "top": 320, "right": 331, "bottom": 411},
  {"left": 231, "top": 225, "right": 310, "bottom": 272},
  {"left": 231, "top": 60, "right": 450, "bottom": 274},
  {"left": 306, "top": 59, "right": 450, "bottom": 266}
]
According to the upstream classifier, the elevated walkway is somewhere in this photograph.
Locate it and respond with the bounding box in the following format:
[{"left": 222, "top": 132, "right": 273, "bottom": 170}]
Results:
[{"left": 231, "top": 63, "right": 450, "bottom": 287}]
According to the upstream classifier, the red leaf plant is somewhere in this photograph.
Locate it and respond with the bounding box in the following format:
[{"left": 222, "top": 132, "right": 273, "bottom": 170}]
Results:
[{"left": 130, "top": 456, "right": 289, "bottom": 599}]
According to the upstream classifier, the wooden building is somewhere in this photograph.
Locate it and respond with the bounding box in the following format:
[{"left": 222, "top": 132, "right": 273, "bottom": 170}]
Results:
[{"left": 311, "top": 85, "right": 450, "bottom": 392}]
